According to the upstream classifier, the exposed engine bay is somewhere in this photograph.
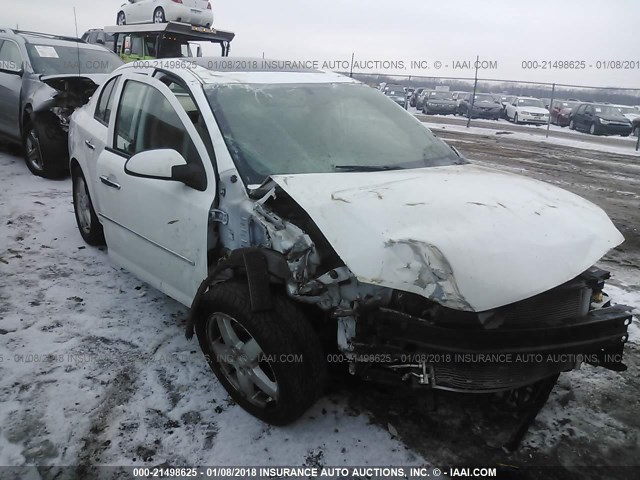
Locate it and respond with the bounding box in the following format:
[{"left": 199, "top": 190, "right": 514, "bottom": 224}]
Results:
[
  {"left": 35, "top": 76, "right": 101, "bottom": 132},
  {"left": 189, "top": 174, "right": 631, "bottom": 396}
]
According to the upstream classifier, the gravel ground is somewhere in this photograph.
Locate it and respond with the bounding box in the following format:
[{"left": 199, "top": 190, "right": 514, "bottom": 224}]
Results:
[{"left": 1, "top": 126, "right": 639, "bottom": 479}]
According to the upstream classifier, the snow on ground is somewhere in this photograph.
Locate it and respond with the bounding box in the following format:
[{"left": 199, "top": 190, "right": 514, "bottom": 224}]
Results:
[
  {"left": 0, "top": 151, "right": 422, "bottom": 468},
  {"left": 1, "top": 133, "right": 639, "bottom": 474},
  {"left": 421, "top": 120, "right": 640, "bottom": 157}
]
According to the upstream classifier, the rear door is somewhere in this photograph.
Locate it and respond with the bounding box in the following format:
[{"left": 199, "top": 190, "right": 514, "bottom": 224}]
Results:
[
  {"left": 95, "top": 73, "right": 216, "bottom": 306},
  {"left": 75, "top": 74, "right": 122, "bottom": 205},
  {"left": 0, "top": 39, "right": 25, "bottom": 140}
]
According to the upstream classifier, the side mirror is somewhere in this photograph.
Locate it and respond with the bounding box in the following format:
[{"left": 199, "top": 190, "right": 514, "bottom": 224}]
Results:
[{"left": 124, "top": 149, "right": 206, "bottom": 191}]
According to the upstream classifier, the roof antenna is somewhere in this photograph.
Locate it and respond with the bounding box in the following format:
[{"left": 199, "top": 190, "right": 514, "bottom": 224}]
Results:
[{"left": 73, "top": 7, "right": 81, "bottom": 76}]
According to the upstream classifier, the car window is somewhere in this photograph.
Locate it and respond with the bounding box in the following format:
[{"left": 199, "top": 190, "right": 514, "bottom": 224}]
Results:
[
  {"left": 0, "top": 40, "right": 23, "bottom": 71},
  {"left": 154, "top": 72, "right": 215, "bottom": 160},
  {"left": 95, "top": 75, "right": 121, "bottom": 125},
  {"left": 131, "top": 36, "right": 143, "bottom": 56},
  {"left": 114, "top": 80, "right": 202, "bottom": 166}
]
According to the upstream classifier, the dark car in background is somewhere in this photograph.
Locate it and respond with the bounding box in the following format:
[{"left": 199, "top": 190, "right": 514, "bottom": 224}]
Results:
[
  {"left": 499, "top": 95, "right": 516, "bottom": 118},
  {"left": 570, "top": 103, "right": 633, "bottom": 136},
  {"left": 409, "top": 87, "right": 426, "bottom": 107},
  {"left": 458, "top": 93, "right": 502, "bottom": 119},
  {"left": 551, "top": 100, "right": 580, "bottom": 127},
  {"left": 415, "top": 89, "right": 432, "bottom": 111},
  {"left": 383, "top": 84, "right": 407, "bottom": 108},
  {"left": 422, "top": 90, "right": 457, "bottom": 115},
  {"left": 81, "top": 28, "right": 116, "bottom": 51},
  {"left": 0, "top": 28, "right": 122, "bottom": 177}
]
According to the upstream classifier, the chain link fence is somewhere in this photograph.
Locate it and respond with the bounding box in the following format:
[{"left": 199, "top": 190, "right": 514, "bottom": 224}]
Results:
[{"left": 345, "top": 71, "right": 640, "bottom": 151}]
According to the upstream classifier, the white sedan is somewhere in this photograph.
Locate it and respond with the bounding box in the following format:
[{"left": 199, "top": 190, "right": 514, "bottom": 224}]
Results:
[
  {"left": 505, "top": 97, "right": 550, "bottom": 125},
  {"left": 68, "top": 59, "right": 629, "bottom": 425},
  {"left": 117, "top": 0, "right": 213, "bottom": 27}
]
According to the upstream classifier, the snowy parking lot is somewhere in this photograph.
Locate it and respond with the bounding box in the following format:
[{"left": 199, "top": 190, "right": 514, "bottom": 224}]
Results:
[{"left": 1, "top": 126, "right": 639, "bottom": 478}]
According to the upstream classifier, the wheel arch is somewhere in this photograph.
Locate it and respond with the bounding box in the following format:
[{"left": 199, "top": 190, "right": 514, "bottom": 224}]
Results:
[{"left": 186, "top": 248, "right": 293, "bottom": 340}]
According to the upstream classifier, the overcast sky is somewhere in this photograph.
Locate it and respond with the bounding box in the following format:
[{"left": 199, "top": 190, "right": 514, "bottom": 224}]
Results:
[{"left": 4, "top": 0, "right": 640, "bottom": 88}]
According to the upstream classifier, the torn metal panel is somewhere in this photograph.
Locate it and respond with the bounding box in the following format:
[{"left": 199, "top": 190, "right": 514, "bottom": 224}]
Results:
[
  {"left": 270, "top": 164, "right": 623, "bottom": 312},
  {"left": 33, "top": 75, "right": 105, "bottom": 131}
]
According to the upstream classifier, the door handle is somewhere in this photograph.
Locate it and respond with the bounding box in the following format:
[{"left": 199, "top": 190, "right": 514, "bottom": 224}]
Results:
[
  {"left": 85, "top": 140, "right": 96, "bottom": 150},
  {"left": 100, "top": 175, "right": 121, "bottom": 190}
]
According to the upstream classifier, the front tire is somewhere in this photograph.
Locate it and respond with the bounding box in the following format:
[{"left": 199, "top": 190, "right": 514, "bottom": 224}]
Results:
[
  {"left": 589, "top": 123, "right": 598, "bottom": 135},
  {"left": 513, "top": 113, "right": 519, "bottom": 124},
  {"left": 569, "top": 119, "right": 576, "bottom": 130},
  {"left": 196, "top": 282, "right": 326, "bottom": 425},
  {"left": 72, "top": 166, "right": 105, "bottom": 246},
  {"left": 22, "top": 117, "right": 67, "bottom": 179},
  {"left": 153, "top": 8, "right": 166, "bottom": 23}
]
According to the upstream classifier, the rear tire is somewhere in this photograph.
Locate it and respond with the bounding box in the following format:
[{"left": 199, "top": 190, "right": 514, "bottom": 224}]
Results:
[
  {"left": 153, "top": 8, "right": 166, "bottom": 23},
  {"left": 22, "top": 117, "right": 67, "bottom": 179},
  {"left": 196, "top": 281, "right": 326, "bottom": 425},
  {"left": 117, "top": 11, "right": 126, "bottom": 25},
  {"left": 569, "top": 119, "right": 575, "bottom": 130},
  {"left": 72, "top": 166, "right": 105, "bottom": 246}
]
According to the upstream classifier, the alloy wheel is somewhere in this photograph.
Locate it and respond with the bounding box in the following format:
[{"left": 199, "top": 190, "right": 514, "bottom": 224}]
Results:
[
  {"left": 206, "top": 312, "right": 279, "bottom": 408},
  {"left": 25, "top": 129, "right": 44, "bottom": 171},
  {"left": 74, "top": 175, "right": 92, "bottom": 235}
]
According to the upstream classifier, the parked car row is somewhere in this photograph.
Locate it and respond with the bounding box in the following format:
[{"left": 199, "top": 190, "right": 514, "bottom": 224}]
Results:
[{"left": 399, "top": 83, "right": 638, "bottom": 136}]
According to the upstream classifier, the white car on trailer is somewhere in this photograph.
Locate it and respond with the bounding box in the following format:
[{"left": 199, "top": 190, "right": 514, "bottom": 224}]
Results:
[{"left": 117, "top": 0, "right": 213, "bottom": 27}]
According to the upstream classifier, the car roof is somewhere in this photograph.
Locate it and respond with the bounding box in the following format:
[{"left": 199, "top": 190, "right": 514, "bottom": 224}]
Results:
[
  {"left": 116, "top": 57, "right": 360, "bottom": 85},
  {"left": 0, "top": 28, "right": 87, "bottom": 45}
]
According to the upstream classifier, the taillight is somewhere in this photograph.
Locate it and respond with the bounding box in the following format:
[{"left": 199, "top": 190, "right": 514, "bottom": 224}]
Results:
[
  {"left": 171, "top": 0, "right": 183, "bottom": 4},
  {"left": 207, "top": 2, "right": 212, "bottom": 9}
]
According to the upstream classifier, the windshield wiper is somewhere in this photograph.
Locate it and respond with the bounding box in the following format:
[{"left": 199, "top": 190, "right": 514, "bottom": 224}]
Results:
[{"left": 334, "top": 164, "right": 401, "bottom": 172}]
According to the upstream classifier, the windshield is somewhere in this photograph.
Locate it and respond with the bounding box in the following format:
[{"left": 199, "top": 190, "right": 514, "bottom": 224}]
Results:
[
  {"left": 517, "top": 98, "right": 545, "bottom": 108},
  {"left": 556, "top": 101, "right": 579, "bottom": 109},
  {"left": 474, "top": 94, "right": 498, "bottom": 103},
  {"left": 205, "top": 83, "right": 462, "bottom": 185},
  {"left": 594, "top": 105, "right": 626, "bottom": 116},
  {"left": 385, "top": 85, "right": 405, "bottom": 95},
  {"left": 430, "top": 92, "right": 454, "bottom": 100},
  {"left": 26, "top": 44, "right": 122, "bottom": 74},
  {"left": 616, "top": 106, "right": 637, "bottom": 114}
]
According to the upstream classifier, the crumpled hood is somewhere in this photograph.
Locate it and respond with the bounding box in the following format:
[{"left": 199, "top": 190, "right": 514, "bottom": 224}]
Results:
[
  {"left": 33, "top": 74, "right": 107, "bottom": 112},
  {"left": 271, "top": 164, "right": 623, "bottom": 312}
]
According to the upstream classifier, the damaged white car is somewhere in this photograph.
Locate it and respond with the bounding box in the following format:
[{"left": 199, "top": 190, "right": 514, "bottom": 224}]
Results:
[{"left": 68, "top": 58, "right": 631, "bottom": 426}]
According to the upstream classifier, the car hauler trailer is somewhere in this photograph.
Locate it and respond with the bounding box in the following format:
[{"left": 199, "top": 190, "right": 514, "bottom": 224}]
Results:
[{"left": 104, "top": 21, "right": 234, "bottom": 62}]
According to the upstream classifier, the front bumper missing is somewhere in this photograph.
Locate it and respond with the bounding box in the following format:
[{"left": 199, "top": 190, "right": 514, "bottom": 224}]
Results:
[{"left": 351, "top": 305, "right": 631, "bottom": 393}]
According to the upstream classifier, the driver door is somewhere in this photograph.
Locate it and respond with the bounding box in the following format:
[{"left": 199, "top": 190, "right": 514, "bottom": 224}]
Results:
[{"left": 95, "top": 73, "right": 216, "bottom": 306}]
